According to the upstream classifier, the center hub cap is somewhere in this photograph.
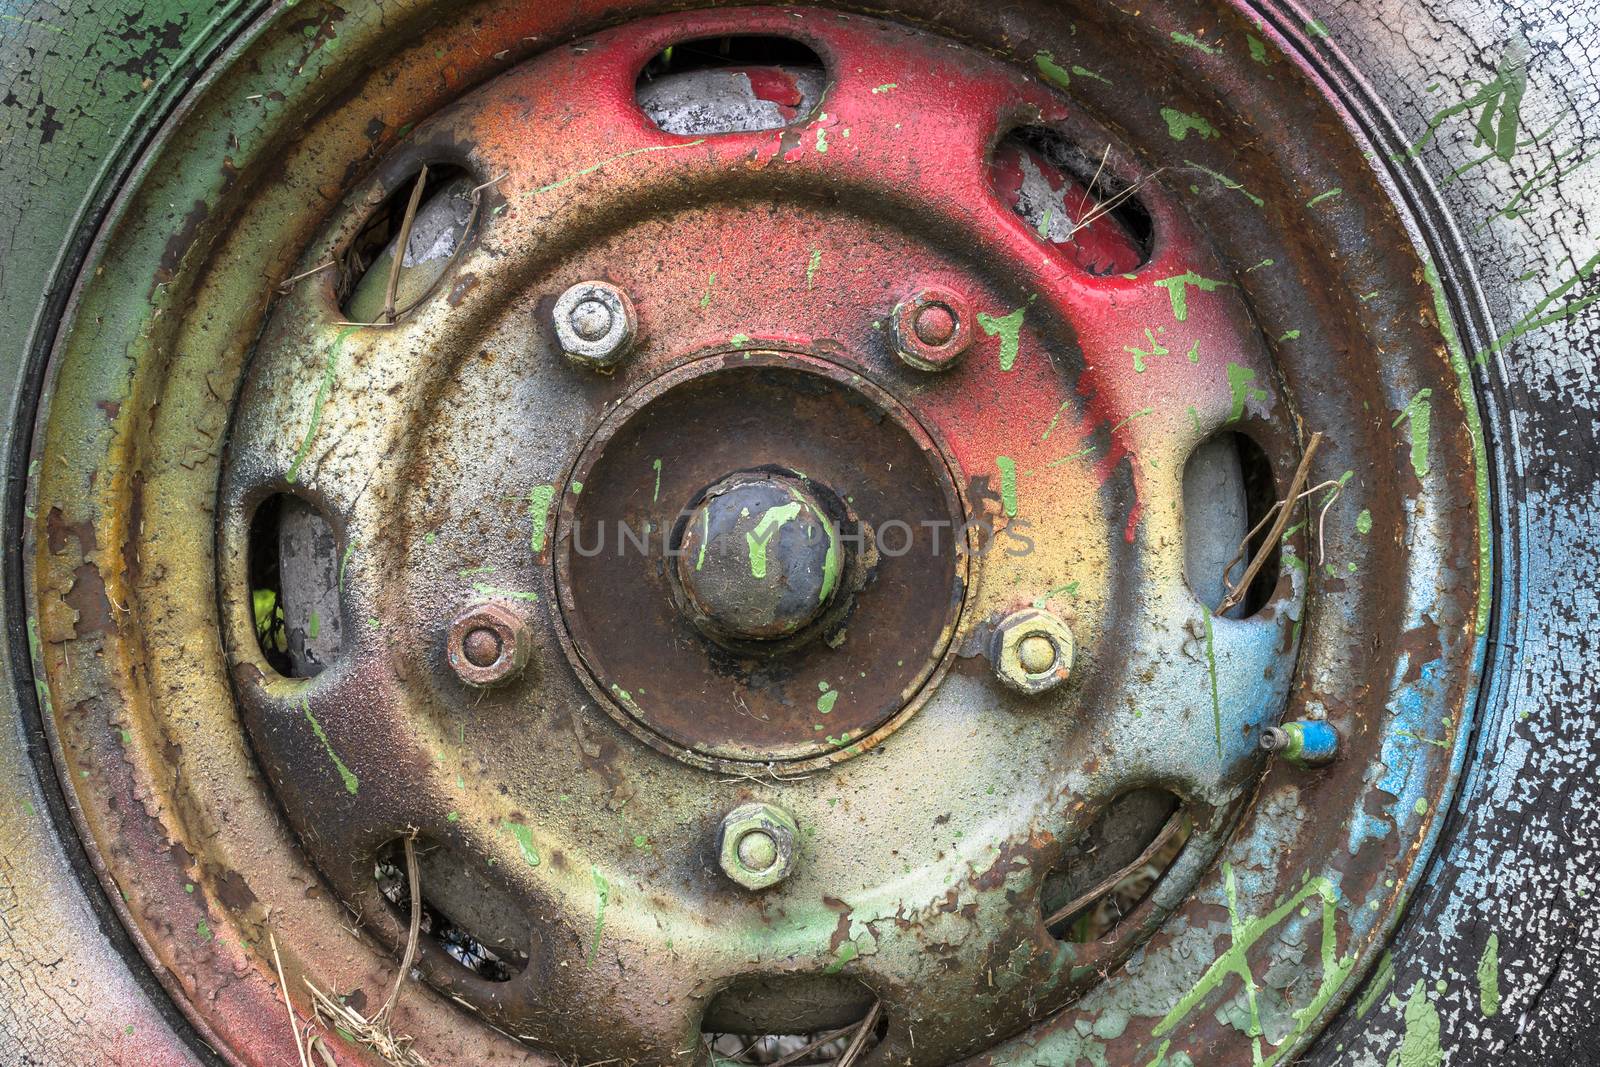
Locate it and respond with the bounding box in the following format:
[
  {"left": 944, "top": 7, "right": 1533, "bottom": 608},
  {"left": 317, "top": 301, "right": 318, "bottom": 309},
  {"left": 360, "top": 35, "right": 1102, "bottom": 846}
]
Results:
[
  {"left": 554, "top": 351, "right": 966, "bottom": 768},
  {"left": 673, "top": 469, "right": 845, "bottom": 644}
]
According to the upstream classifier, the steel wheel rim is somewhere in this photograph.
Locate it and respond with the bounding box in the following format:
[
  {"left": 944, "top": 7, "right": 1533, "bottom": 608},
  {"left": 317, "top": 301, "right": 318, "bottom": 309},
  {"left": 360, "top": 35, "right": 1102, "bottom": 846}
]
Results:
[{"left": 15, "top": 4, "right": 1484, "bottom": 1062}]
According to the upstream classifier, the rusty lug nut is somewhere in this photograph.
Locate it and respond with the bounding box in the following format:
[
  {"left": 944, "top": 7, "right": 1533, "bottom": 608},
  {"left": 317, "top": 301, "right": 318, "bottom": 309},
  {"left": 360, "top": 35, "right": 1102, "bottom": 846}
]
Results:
[
  {"left": 990, "top": 608, "right": 1075, "bottom": 695},
  {"left": 447, "top": 601, "right": 531, "bottom": 688},
  {"left": 717, "top": 802, "right": 799, "bottom": 891},
  {"left": 892, "top": 286, "right": 974, "bottom": 372},
  {"left": 553, "top": 280, "right": 636, "bottom": 369}
]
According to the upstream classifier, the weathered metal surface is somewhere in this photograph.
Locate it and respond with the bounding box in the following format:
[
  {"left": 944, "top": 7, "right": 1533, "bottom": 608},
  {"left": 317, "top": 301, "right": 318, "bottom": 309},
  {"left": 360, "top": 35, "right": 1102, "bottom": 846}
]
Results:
[{"left": 6, "top": 1, "right": 1498, "bottom": 1066}]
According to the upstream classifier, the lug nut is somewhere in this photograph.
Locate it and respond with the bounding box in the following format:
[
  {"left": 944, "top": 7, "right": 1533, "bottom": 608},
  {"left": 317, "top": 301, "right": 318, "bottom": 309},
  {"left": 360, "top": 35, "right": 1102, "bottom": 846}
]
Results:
[
  {"left": 447, "top": 601, "right": 531, "bottom": 687},
  {"left": 990, "top": 608, "right": 1075, "bottom": 695},
  {"left": 553, "top": 280, "right": 636, "bottom": 369},
  {"left": 892, "top": 286, "right": 973, "bottom": 372},
  {"left": 1261, "top": 720, "right": 1339, "bottom": 767},
  {"left": 718, "top": 802, "right": 798, "bottom": 891}
]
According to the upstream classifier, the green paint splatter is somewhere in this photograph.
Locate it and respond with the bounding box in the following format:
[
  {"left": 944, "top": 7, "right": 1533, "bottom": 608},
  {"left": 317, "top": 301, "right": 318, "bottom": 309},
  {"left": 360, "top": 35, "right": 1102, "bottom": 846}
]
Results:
[
  {"left": 505, "top": 821, "right": 541, "bottom": 867},
  {"left": 996, "top": 456, "right": 1019, "bottom": 517},
  {"left": 1110, "top": 407, "right": 1155, "bottom": 434},
  {"left": 525, "top": 138, "right": 709, "bottom": 198},
  {"left": 699, "top": 272, "right": 716, "bottom": 309},
  {"left": 745, "top": 502, "right": 803, "bottom": 578},
  {"left": 1356, "top": 509, "right": 1373, "bottom": 534},
  {"left": 1392, "top": 388, "right": 1433, "bottom": 477},
  {"left": 730, "top": 333, "right": 752, "bottom": 348},
  {"left": 1034, "top": 51, "right": 1072, "bottom": 89},
  {"left": 815, "top": 126, "right": 829, "bottom": 153},
  {"left": 817, "top": 687, "right": 839, "bottom": 714},
  {"left": 1478, "top": 933, "right": 1500, "bottom": 1016},
  {"left": 1171, "top": 31, "right": 1219, "bottom": 55},
  {"left": 808, "top": 503, "right": 841, "bottom": 603},
  {"left": 871, "top": 83, "right": 897, "bottom": 94},
  {"left": 1161, "top": 107, "right": 1218, "bottom": 141},
  {"left": 303, "top": 702, "right": 359, "bottom": 795},
  {"left": 471, "top": 582, "right": 538, "bottom": 602},
  {"left": 1073, "top": 65, "right": 1111, "bottom": 84},
  {"left": 338, "top": 541, "right": 356, "bottom": 590},
  {"left": 527, "top": 484, "right": 555, "bottom": 553},
  {"left": 1475, "top": 143, "right": 1598, "bottom": 231},
  {"left": 1307, "top": 188, "right": 1343, "bottom": 207},
  {"left": 253, "top": 589, "right": 285, "bottom": 653},
  {"left": 651, "top": 459, "right": 662, "bottom": 503},
  {"left": 1186, "top": 339, "right": 1201, "bottom": 363},
  {"left": 1154, "top": 864, "right": 1355, "bottom": 1065},
  {"left": 977, "top": 307, "right": 1027, "bottom": 371},
  {"left": 1041, "top": 399, "right": 1073, "bottom": 441},
  {"left": 588, "top": 866, "right": 609, "bottom": 965},
  {"left": 25, "top": 617, "right": 50, "bottom": 714},
  {"left": 1356, "top": 951, "right": 1394, "bottom": 1018},
  {"left": 1247, "top": 35, "right": 1269, "bottom": 63},
  {"left": 806, "top": 248, "right": 822, "bottom": 288},
  {"left": 198, "top": 919, "right": 213, "bottom": 942},
  {"left": 1033, "top": 582, "right": 1079, "bottom": 608},
  {"left": 824, "top": 939, "right": 860, "bottom": 974},
  {"left": 610, "top": 684, "right": 642, "bottom": 714},
  {"left": 0, "top": 12, "right": 65, "bottom": 32},
  {"left": 286, "top": 327, "right": 357, "bottom": 485},
  {"left": 1226, "top": 363, "right": 1270, "bottom": 423},
  {"left": 1305, "top": 18, "right": 1330, "bottom": 38},
  {"left": 696, "top": 509, "right": 709, "bottom": 571},
  {"left": 1398, "top": 43, "right": 1526, "bottom": 164},
  {"left": 1390, "top": 981, "right": 1443, "bottom": 1067},
  {"left": 1126, "top": 327, "right": 1170, "bottom": 372},
  {"left": 1185, "top": 159, "right": 1265, "bottom": 206},
  {"left": 1480, "top": 248, "right": 1600, "bottom": 359},
  {"left": 1203, "top": 614, "right": 1222, "bottom": 759},
  {"left": 1035, "top": 204, "right": 1055, "bottom": 239},
  {"left": 1154, "top": 271, "right": 1230, "bottom": 321},
  {"left": 1413, "top": 797, "right": 1429, "bottom": 815}
]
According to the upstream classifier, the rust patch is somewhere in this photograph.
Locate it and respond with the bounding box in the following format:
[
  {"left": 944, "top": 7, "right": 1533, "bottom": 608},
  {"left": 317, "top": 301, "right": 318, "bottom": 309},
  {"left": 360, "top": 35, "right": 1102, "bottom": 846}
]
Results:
[{"left": 63, "top": 562, "right": 113, "bottom": 637}]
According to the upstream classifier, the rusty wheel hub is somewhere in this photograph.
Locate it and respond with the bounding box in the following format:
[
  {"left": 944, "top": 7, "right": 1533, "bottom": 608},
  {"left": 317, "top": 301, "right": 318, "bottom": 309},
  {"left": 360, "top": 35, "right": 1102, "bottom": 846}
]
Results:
[
  {"left": 22, "top": 5, "right": 1489, "bottom": 1066},
  {"left": 556, "top": 352, "right": 965, "bottom": 768}
]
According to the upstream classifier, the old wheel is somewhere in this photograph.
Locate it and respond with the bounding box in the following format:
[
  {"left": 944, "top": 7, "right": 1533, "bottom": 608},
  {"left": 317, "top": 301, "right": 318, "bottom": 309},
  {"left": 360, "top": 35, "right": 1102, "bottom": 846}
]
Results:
[{"left": 7, "top": 1, "right": 1593, "bottom": 1064}]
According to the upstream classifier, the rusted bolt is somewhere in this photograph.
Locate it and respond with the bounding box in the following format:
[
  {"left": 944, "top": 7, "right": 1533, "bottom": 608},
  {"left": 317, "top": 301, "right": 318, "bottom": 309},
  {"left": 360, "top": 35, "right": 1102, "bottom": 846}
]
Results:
[
  {"left": 915, "top": 303, "right": 957, "bottom": 346},
  {"left": 892, "top": 286, "right": 973, "bottom": 372},
  {"left": 674, "top": 471, "right": 843, "bottom": 644},
  {"left": 1262, "top": 720, "right": 1339, "bottom": 767},
  {"left": 447, "top": 601, "right": 531, "bottom": 687},
  {"left": 1017, "top": 634, "right": 1057, "bottom": 674},
  {"left": 553, "top": 280, "right": 636, "bottom": 369},
  {"left": 990, "top": 608, "right": 1075, "bottom": 695},
  {"left": 718, "top": 802, "right": 798, "bottom": 890},
  {"left": 462, "top": 626, "right": 503, "bottom": 668}
]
